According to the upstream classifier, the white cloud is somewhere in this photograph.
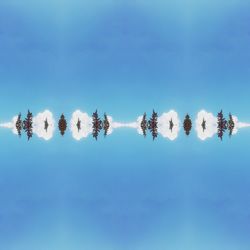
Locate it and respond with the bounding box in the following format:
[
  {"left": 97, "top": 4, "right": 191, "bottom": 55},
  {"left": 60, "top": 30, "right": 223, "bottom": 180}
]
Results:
[
  {"left": 70, "top": 110, "right": 92, "bottom": 140},
  {"left": 158, "top": 110, "right": 180, "bottom": 141},
  {"left": 196, "top": 110, "right": 217, "bottom": 140},
  {"left": 33, "top": 110, "right": 55, "bottom": 141},
  {"left": 136, "top": 116, "right": 144, "bottom": 135}
]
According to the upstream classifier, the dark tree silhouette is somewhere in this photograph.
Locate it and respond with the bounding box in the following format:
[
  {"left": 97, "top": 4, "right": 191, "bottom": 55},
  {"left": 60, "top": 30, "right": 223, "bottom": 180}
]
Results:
[
  {"left": 147, "top": 110, "right": 158, "bottom": 140},
  {"left": 103, "top": 113, "right": 110, "bottom": 137},
  {"left": 140, "top": 113, "right": 147, "bottom": 137},
  {"left": 201, "top": 118, "right": 206, "bottom": 132},
  {"left": 58, "top": 114, "right": 67, "bottom": 136},
  {"left": 183, "top": 114, "right": 192, "bottom": 136},
  {"left": 44, "top": 118, "right": 49, "bottom": 132},
  {"left": 169, "top": 119, "right": 174, "bottom": 132},
  {"left": 76, "top": 118, "right": 81, "bottom": 132},
  {"left": 217, "top": 110, "right": 227, "bottom": 140},
  {"left": 92, "top": 110, "right": 103, "bottom": 140},
  {"left": 228, "top": 113, "right": 235, "bottom": 137},
  {"left": 15, "top": 113, "right": 22, "bottom": 137},
  {"left": 22, "top": 110, "right": 33, "bottom": 140}
]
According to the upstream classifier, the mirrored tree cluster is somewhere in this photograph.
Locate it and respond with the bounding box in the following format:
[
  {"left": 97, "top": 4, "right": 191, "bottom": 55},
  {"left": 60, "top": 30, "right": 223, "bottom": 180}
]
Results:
[
  {"left": 140, "top": 111, "right": 194, "bottom": 139},
  {"left": 70, "top": 110, "right": 110, "bottom": 140},
  {"left": 140, "top": 111, "right": 159, "bottom": 140},
  {"left": 148, "top": 110, "right": 158, "bottom": 140},
  {"left": 15, "top": 110, "right": 33, "bottom": 140},
  {"left": 198, "top": 110, "right": 235, "bottom": 140},
  {"left": 217, "top": 110, "right": 235, "bottom": 140},
  {"left": 13, "top": 109, "right": 236, "bottom": 141},
  {"left": 217, "top": 110, "right": 228, "bottom": 140},
  {"left": 92, "top": 110, "right": 103, "bottom": 140}
]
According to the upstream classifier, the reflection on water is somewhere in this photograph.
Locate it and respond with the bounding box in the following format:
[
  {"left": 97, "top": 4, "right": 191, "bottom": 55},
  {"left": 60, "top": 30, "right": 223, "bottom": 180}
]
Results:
[{"left": 0, "top": 109, "right": 250, "bottom": 141}]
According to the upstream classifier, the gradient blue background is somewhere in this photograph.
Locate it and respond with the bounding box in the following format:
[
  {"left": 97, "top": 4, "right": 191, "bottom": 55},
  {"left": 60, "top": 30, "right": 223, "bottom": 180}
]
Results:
[{"left": 0, "top": 0, "right": 250, "bottom": 249}]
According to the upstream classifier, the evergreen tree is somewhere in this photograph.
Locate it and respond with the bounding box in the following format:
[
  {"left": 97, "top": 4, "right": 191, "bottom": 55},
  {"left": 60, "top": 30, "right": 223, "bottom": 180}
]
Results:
[
  {"left": 140, "top": 113, "right": 147, "bottom": 137},
  {"left": 183, "top": 114, "right": 192, "bottom": 136},
  {"left": 22, "top": 110, "right": 33, "bottom": 140},
  {"left": 15, "top": 113, "right": 22, "bottom": 137},
  {"left": 228, "top": 113, "right": 235, "bottom": 137},
  {"left": 217, "top": 110, "right": 227, "bottom": 140},
  {"left": 92, "top": 110, "right": 103, "bottom": 140},
  {"left": 103, "top": 113, "right": 110, "bottom": 137},
  {"left": 58, "top": 114, "right": 67, "bottom": 136},
  {"left": 147, "top": 110, "right": 158, "bottom": 140}
]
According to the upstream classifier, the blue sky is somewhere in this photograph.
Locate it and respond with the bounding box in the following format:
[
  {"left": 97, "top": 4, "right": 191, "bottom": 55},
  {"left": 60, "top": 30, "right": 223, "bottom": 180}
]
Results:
[{"left": 0, "top": 0, "right": 250, "bottom": 249}]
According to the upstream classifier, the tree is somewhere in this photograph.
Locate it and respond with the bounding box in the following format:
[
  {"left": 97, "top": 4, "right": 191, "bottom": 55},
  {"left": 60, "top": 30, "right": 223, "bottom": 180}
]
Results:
[
  {"left": 22, "top": 110, "right": 33, "bottom": 140},
  {"left": 228, "top": 113, "right": 235, "bottom": 137},
  {"left": 58, "top": 114, "right": 67, "bottom": 136},
  {"left": 140, "top": 113, "right": 147, "bottom": 137},
  {"left": 217, "top": 110, "right": 227, "bottom": 141},
  {"left": 44, "top": 118, "right": 49, "bottom": 132},
  {"left": 15, "top": 113, "right": 22, "bottom": 137},
  {"left": 183, "top": 114, "right": 192, "bottom": 136},
  {"left": 103, "top": 113, "right": 110, "bottom": 137},
  {"left": 201, "top": 118, "right": 206, "bottom": 132},
  {"left": 76, "top": 118, "right": 81, "bottom": 132},
  {"left": 92, "top": 110, "right": 103, "bottom": 140},
  {"left": 169, "top": 119, "right": 174, "bottom": 132},
  {"left": 147, "top": 110, "right": 158, "bottom": 140}
]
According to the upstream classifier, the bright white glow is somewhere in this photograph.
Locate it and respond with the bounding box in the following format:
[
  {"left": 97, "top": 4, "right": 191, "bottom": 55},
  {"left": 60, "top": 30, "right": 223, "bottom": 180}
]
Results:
[
  {"left": 108, "top": 116, "right": 142, "bottom": 135},
  {"left": 33, "top": 110, "right": 55, "bottom": 141},
  {"left": 70, "top": 110, "right": 92, "bottom": 140},
  {"left": 136, "top": 116, "right": 144, "bottom": 135},
  {"left": 196, "top": 110, "right": 217, "bottom": 140},
  {"left": 238, "top": 122, "right": 250, "bottom": 128},
  {"left": 157, "top": 110, "right": 180, "bottom": 140},
  {"left": 231, "top": 116, "right": 250, "bottom": 135},
  {"left": 0, "top": 116, "right": 18, "bottom": 135},
  {"left": 111, "top": 122, "right": 137, "bottom": 129}
]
